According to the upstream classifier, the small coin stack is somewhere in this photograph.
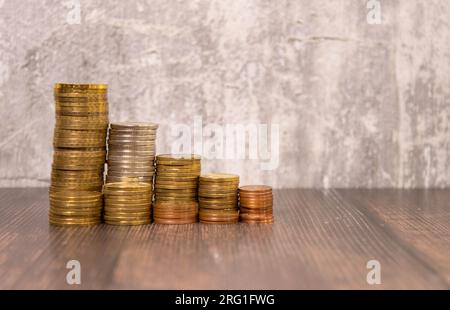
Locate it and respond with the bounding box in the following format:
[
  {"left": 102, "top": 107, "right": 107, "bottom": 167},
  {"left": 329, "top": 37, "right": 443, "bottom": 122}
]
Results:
[
  {"left": 103, "top": 181, "right": 152, "bottom": 225},
  {"left": 153, "top": 154, "right": 201, "bottom": 224},
  {"left": 106, "top": 122, "right": 158, "bottom": 184},
  {"left": 49, "top": 83, "right": 108, "bottom": 226},
  {"left": 239, "top": 185, "right": 274, "bottom": 224},
  {"left": 198, "top": 173, "right": 240, "bottom": 224}
]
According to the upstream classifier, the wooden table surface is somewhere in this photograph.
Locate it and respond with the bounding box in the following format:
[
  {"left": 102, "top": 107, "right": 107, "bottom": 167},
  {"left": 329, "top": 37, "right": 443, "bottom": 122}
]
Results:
[{"left": 0, "top": 188, "right": 449, "bottom": 289}]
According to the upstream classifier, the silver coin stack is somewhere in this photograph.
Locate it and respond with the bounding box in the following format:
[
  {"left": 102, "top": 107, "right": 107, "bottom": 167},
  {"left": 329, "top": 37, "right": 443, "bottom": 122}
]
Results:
[{"left": 106, "top": 122, "right": 158, "bottom": 184}]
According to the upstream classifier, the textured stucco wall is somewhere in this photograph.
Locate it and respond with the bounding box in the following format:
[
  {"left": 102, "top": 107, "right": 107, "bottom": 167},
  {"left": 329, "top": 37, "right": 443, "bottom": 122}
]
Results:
[{"left": 0, "top": 0, "right": 449, "bottom": 188}]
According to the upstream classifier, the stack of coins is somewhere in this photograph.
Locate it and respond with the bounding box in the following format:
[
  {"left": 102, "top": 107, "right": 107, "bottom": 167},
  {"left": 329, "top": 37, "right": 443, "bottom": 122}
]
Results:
[
  {"left": 198, "top": 173, "right": 240, "bottom": 224},
  {"left": 103, "top": 182, "right": 152, "bottom": 225},
  {"left": 153, "top": 201, "right": 198, "bottom": 224},
  {"left": 49, "top": 191, "right": 103, "bottom": 226},
  {"left": 239, "top": 185, "right": 274, "bottom": 224},
  {"left": 106, "top": 122, "right": 158, "bottom": 184},
  {"left": 49, "top": 83, "right": 108, "bottom": 226},
  {"left": 153, "top": 154, "right": 201, "bottom": 224}
]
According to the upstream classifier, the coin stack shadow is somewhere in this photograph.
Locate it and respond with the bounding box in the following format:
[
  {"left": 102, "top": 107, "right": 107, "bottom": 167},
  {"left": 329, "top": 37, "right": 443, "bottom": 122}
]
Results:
[
  {"left": 106, "top": 122, "right": 158, "bottom": 184},
  {"left": 198, "top": 173, "right": 240, "bottom": 224},
  {"left": 153, "top": 155, "right": 201, "bottom": 224},
  {"left": 239, "top": 185, "right": 274, "bottom": 224},
  {"left": 49, "top": 83, "right": 108, "bottom": 226},
  {"left": 103, "top": 182, "right": 152, "bottom": 225}
]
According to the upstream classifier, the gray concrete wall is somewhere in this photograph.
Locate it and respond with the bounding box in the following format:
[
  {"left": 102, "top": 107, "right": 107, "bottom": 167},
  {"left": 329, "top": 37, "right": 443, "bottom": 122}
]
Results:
[{"left": 0, "top": 0, "right": 449, "bottom": 188}]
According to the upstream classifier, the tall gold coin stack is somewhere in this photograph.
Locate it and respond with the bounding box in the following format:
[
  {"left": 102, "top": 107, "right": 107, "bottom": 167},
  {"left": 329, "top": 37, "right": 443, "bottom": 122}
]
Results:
[
  {"left": 49, "top": 83, "right": 109, "bottom": 226},
  {"left": 198, "top": 173, "right": 240, "bottom": 224},
  {"left": 106, "top": 122, "right": 158, "bottom": 184},
  {"left": 103, "top": 181, "right": 152, "bottom": 225},
  {"left": 239, "top": 185, "right": 274, "bottom": 224},
  {"left": 153, "top": 154, "right": 201, "bottom": 224}
]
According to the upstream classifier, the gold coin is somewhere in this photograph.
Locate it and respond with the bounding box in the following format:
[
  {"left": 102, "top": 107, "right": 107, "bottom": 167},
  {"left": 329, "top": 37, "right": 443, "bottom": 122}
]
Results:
[
  {"left": 155, "top": 179, "right": 197, "bottom": 185},
  {"left": 54, "top": 128, "right": 106, "bottom": 135},
  {"left": 51, "top": 182, "right": 104, "bottom": 189},
  {"left": 56, "top": 104, "right": 108, "bottom": 111},
  {"left": 156, "top": 166, "right": 200, "bottom": 172},
  {"left": 49, "top": 219, "right": 101, "bottom": 226},
  {"left": 50, "top": 203, "right": 103, "bottom": 210},
  {"left": 49, "top": 208, "right": 102, "bottom": 216},
  {"left": 51, "top": 178, "right": 104, "bottom": 184},
  {"left": 49, "top": 189, "right": 102, "bottom": 198},
  {"left": 155, "top": 192, "right": 197, "bottom": 197},
  {"left": 153, "top": 200, "right": 198, "bottom": 209},
  {"left": 104, "top": 193, "right": 152, "bottom": 200},
  {"left": 51, "top": 177, "right": 103, "bottom": 187},
  {"left": 51, "top": 164, "right": 104, "bottom": 171},
  {"left": 53, "top": 154, "right": 106, "bottom": 161},
  {"left": 55, "top": 99, "right": 108, "bottom": 106},
  {"left": 49, "top": 213, "right": 102, "bottom": 221},
  {"left": 199, "top": 173, "right": 239, "bottom": 183},
  {"left": 54, "top": 141, "right": 106, "bottom": 148},
  {"left": 199, "top": 192, "right": 237, "bottom": 198},
  {"left": 104, "top": 214, "right": 150, "bottom": 220},
  {"left": 199, "top": 184, "right": 239, "bottom": 190},
  {"left": 105, "top": 206, "right": 150, "bottom": 212},
  {"left": 156, "top": 154, "right": 201, "bottom": 165},
  {"left": 153, "top": 217, "right": 197, "bottom": 225},
  {"left": 56, "top": 121, "right": 108, "bottom": 130},
  {"left": 104, "top": 219, "right": 150, "bottom": 226},
  {"left": 53, "top": 148, "right": 106, "bottom": 156},
  {"left": 105, "top": 203, "right": 151, "bottom": 209},
  {"left": 54, "top": 93, "right": 108, "bottom": 100},
  {"left": 239, "top": 185, "right": 272, "bottom": 193},
  {"left": 155, "top": 197, "right": 197, "bottom": 202},
  {"left": 55, "top": 83, "right": 107, "bottom": 90},
  {"left": 51, "top": 169, "right": 103, "bottom": 176},
  {"left": 199, "top": 196, "right": 238, "bottom": 203},
  {"left": 56, "top": 115, "right": 108, "bottom": 121}
]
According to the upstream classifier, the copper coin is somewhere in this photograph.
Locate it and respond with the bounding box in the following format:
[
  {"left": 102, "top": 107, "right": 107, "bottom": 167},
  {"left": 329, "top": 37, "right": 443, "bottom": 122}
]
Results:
[
  {"left": 239, "top": 185, "right": 272, "bottom": 192},
  {"left": 153, "top": 216, "right": 197, "bottom": 224}
]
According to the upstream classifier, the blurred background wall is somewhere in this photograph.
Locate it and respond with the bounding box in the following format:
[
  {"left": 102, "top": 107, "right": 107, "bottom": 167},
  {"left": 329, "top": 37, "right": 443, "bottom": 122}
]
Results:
[{"left": 0, "top": 0, "right": 449, "bottom": 188}]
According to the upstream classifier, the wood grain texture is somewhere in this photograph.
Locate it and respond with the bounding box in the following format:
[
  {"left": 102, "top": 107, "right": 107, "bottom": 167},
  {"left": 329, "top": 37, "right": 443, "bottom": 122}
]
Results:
[{"left": 0, "top": 188, "right": 449, "bottom": 289}]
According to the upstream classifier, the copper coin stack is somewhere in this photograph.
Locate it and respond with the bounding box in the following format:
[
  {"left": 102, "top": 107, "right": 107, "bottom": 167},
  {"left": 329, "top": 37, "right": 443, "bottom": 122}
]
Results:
[
  {"left": 153, "top": 154, "right": 201, "bottom": 224},
  {"left": 239, "top": 185, "right": 274, "bottom": 224},
  {"left": 198, "top": 173, "right": 240, "bottom": 224},
  {"left": 49, "top": 83, "right": 108, "bottom": 226},
  {"left": 103, "top": 181, "right": 152, "bottom": 225},
  {"left": 106, "top": 122, "right": 158, "bottom": 184}
]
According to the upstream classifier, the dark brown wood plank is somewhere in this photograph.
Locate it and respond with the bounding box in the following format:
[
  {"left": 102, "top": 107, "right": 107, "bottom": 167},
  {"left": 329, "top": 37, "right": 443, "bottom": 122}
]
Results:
[
  {"left": 338, "top": 189, "right": 450, "bottom": 284},
  {"left": 0, "top": 188, "right": 448, "bottom": 289}
]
